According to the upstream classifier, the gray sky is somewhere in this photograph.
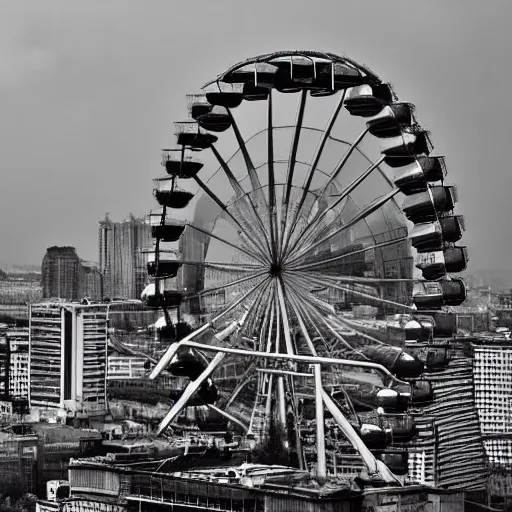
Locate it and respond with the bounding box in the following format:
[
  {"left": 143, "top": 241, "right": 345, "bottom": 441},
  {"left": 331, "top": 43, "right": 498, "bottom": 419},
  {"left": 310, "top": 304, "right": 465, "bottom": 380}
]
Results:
[{"left": 0, "top": 0, "right": 509, "bottom": 272}]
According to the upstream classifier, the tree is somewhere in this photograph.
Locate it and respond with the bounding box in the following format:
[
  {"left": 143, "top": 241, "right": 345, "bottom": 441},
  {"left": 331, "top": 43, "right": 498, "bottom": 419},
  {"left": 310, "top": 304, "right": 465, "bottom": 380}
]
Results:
[{"left": 252, "top": 420, "right": 291, "bottom": 467}]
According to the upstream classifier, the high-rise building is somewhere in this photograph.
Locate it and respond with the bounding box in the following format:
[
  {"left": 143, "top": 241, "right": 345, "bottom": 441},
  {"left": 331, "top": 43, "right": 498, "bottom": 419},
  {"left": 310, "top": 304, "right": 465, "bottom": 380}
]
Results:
[
  {"left": 41, "top": 247, "right": 81, "bottom": 300},
  {"left": 29, "top": 303, "right": 108, "bottom": 416},
  {"left": 99, "top": 215, "right": 151, "bottom": 300}
]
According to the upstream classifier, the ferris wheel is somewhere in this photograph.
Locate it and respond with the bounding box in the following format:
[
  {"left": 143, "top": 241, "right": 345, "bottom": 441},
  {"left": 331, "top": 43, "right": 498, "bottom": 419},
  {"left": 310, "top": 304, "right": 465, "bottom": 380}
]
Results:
[{"left": 143, "top": 50, "right": 468, "bottom": 483}]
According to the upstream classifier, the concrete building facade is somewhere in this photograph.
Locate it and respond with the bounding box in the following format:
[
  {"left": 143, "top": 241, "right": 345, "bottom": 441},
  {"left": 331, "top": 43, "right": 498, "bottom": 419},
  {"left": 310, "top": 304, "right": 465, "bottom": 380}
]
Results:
[
  {"left": 29, "top": 303, "right": 108, "bottom": 416},
  {"left": 41, "top": 247, "right": 81, "bottom": 301},
  {"left": 41, "top": 248, "right": 103, "bottom": 302}
]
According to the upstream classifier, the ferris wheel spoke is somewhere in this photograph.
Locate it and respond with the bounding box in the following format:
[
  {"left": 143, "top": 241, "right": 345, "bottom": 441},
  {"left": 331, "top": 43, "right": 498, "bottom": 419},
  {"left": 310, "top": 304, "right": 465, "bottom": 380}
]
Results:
[
  {"left": 319, "top": 126, "right": 371, "bottom": 200},
  {"left": 193, "top": 174, "right": 271, "bottom": 264},
  {"left": 319, "top": 315, "right": 363, "bottom": 355},
  {"left": 267, "top": 91, "right": 279, "bottom": 262},
  {"left": 327, "top": 314, "right": 387, "bottom": 346},
  {"left": 187, "top": 223, "right": 267, "bottom": 266},
  {"left": 228, "top": 110, "right": 268, "bottom": 209},
  {"left": 251, "top": 283, "right": 275, "bottom": 353},
  {"left": 272, "top": 288, "right": 281, "bottom": 355},
  {"left": 295, "top": 270, "right": 414, "bottom": 312},
  {"left": 308, "top": 273, "right": 414, "bottom": 285},
  {"left": 283, "top": 277, "right": 340, "bottom": 348},
  {"left": 287, "top": 125, "right": 370, "bottom": 255},
  {"left": 223, "top": 207, "right": 274, "bottom": 266},
  {"left": 209, "top": 145, "right": 274, "bottom": 257},
  {"left": 286, "top": 281, "right": 326, "bottom": 335},
  {"left": 283, "top": 272, "right": 335, "bottom": 317},
  {"left": 284, "top": 157, "right": 384, "bottom": 260},
  {"left": 279, "top": 90, "right": 308, "bottom": 260},
  {"left": 189, "top": 270, "right": 269, "bottom": 300},
  {"left": 290, "top": 236, "right": 408, "bottom": 272},
  {"left": 286, "top": 288, "right": 317, "bottom": 354},
  {"left": 282, "top": 91, "right": 346, "bottom": 258},
  {"left": 276, "top": 278, "right": 297, "bottom": 355},
  {"left": 285, "top": 285, "right": 321, "bottom": 356},
  {"left": 372, "top": 164, "right": 403, "bottom": 215},
  {"left": 289, "top": 269, "right": 378, "bottom": 313},
  {"left": 287, "top": 188, "right": 400, "bottom": 266},
  {"left": 230, "top": 204, "right": 273, "bottom": 259},
  {"left": 264, "top": 293, "right": 276, "bottom": 353},
  {"left": 285, "top": 276, "right": 334, "bottom": 324},
  {"left": 240, "top": 276, "right": 272, "bottom": 322},
  {"left": 244, "top": 278, "right": 274, "bottom": 337},
  {"left": 251, "top": 281, "right": 278, "bottom": 339},
  {"left": 178, "top": 261, "right": 261, "bottom": 272},
  {"left": 250, "top": 286, "right": 277, "bottom": 436}
]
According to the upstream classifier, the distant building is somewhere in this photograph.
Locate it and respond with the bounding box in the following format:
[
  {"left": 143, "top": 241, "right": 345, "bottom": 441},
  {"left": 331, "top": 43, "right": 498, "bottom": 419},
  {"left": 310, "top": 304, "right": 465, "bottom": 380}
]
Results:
[
  {"left": 6, "top": 328, "right": 29, "bottom": 403},
  {"left": 0, "top": 335, "right": 8, "bottom": 401},
  {"left": 99, "top": 215, "right": 151, "bottom": 300},
  {"left": 41, "top": 247, "right": 81, "bottom": 300},
  {"left": 0, "top": 278, "right": 42, "bottom": 306},
  {"left": 41, "top": 247, "right": 104, "bottom": 302},
  {"left": 78, "top": 261, "right": 102, "bottom": 300},
  {"left": 29, "top": 303, "right": 108, "bottom": 417},
  {"left": 0, "top": 429, "right": 39, "bottom": 494}
]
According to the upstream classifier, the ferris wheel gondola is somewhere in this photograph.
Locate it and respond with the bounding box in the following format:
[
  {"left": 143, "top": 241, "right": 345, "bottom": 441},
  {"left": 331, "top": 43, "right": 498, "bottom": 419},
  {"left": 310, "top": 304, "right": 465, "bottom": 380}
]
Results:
[{"left": 143, "top": 50, "right": 468, "bottom": 483}]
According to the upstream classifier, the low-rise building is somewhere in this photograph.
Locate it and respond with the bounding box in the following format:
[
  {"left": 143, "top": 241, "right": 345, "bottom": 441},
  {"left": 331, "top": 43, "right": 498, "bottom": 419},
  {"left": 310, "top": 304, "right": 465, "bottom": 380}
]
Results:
[{"left": 7, "top": 328, "right": 30, "bottom": 402}]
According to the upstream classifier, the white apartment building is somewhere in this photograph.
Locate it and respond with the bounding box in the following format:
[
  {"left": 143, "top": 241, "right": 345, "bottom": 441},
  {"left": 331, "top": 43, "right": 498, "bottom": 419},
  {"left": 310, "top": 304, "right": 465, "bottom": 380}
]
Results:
[{"left": 29, "top": 303, "right": 108, "bottom": 416}]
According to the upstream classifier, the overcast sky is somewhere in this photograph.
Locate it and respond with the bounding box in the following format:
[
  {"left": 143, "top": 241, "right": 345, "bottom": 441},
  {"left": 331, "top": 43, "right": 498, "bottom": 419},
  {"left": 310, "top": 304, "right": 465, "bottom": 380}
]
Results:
[{"left": 0, "top": 0, "right": 509, "bottom": 272}]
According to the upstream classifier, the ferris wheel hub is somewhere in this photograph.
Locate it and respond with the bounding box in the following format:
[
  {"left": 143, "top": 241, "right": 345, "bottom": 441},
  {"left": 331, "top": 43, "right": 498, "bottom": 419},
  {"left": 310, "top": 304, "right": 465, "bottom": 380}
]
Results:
[{"left": 270, "top": 263, "right": 283, "bottom": 277}]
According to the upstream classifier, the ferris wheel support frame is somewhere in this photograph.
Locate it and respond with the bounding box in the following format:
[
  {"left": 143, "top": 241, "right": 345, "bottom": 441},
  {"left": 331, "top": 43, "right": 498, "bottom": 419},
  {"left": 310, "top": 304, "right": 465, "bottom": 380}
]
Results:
[
  {"left": 157, "top": 351, "right": 226, "bottom": 435},
  {"left": 206, "top": 403, "right": 249, "bottom": 432},
  {"left": 150, "top": 277, "right": 270, "bottom": 378},
  {"left": 314, "top": 363, "right": 327, "bottom": 478},
  {"left": 152, "top": 337, "right": 411, "bottom": 387},
  {"left": 152, "top": 336, "right": 402, "bottom": 483}
]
